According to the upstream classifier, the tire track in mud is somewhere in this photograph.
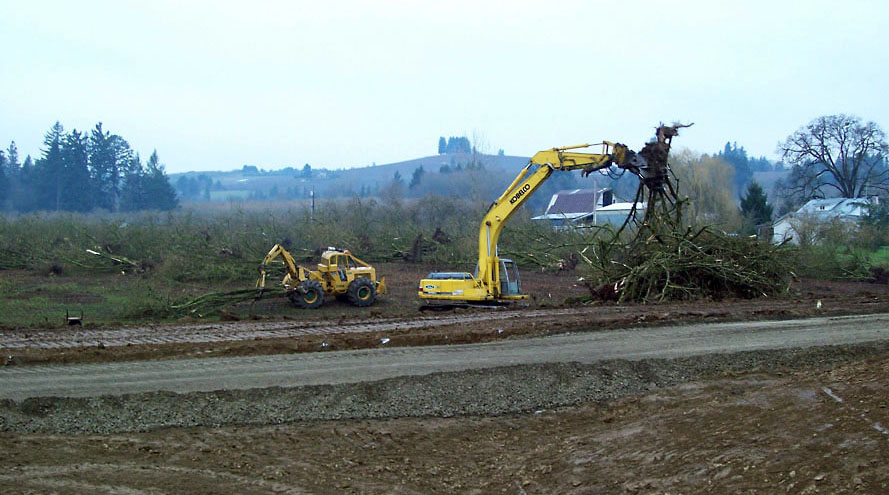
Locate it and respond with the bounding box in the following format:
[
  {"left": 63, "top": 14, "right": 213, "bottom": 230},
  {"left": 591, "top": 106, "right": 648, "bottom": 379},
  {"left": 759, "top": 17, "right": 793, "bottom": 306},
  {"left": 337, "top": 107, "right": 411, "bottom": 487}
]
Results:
[{"left": 0, "top": 307, "right": 610, "bottom": 350}]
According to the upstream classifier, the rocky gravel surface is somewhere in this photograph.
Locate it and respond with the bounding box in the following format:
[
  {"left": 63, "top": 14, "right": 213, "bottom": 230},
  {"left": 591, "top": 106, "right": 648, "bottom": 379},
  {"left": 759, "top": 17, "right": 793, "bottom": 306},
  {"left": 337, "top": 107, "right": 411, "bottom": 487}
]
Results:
[{"left": 3, "top": 341, "right": 887, "bottom": 435}]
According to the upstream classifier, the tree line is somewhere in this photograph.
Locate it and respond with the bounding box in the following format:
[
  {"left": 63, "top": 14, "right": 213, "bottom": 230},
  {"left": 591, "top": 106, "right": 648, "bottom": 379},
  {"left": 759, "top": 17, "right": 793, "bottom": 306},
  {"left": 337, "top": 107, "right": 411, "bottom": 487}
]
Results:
[
  {"left": 438, "top": 136, "right": 472, "bottom": 154},
  {"left": 0, "top": 122, "right": 178, "bottom": 213}
]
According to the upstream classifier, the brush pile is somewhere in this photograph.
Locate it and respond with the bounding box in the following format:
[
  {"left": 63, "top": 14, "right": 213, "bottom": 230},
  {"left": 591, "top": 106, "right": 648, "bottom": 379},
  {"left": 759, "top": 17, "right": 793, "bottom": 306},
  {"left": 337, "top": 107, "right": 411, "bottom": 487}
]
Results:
[
  {"left": 582, "top": 225, "right": 791, "bottom": 302},
  {"left": 169, "top": 289, "right": 267, "bottom": 317},
  {"left": 583, "top": 123, "right": 793, "bottom": 303}
]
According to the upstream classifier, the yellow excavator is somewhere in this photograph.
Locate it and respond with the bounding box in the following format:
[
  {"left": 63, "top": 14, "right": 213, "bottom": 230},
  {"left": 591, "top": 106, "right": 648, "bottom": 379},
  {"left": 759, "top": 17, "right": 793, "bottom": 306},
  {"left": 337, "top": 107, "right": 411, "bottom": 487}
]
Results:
[
  {"left": 418, "top": 141, "right": 647, "bottom": 305},
  {"left": 258, "top": 245, "right": 387, "bottom": 309}
]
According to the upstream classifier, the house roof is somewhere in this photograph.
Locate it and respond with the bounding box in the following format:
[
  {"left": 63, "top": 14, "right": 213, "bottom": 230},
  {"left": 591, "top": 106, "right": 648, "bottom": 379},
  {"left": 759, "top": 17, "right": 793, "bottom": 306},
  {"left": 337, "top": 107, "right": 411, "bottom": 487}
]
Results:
[
  {"left": 531, "top": 202, "right": 645, "bottom": 221},
  {"left": 543, "top": 189, "right": 598, "bottom": 215},
  {"left": 772, "top": 197, "right": 872, "bottom": 226},
  {"left": 797, "top": 198, "right": 869, "bottom": 217}
]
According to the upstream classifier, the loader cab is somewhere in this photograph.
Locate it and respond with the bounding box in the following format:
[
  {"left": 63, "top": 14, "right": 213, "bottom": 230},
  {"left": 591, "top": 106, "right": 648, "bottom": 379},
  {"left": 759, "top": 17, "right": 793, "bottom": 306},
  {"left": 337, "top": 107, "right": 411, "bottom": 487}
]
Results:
[
  {"left": 328, "top": 253, "right": 351, "bottom": 281},
  {"left": 319, "top": 248, "right": 352, "bottom": 286},
  {"left": 498, "top": 258, "right": 522, "bottom": 296},
  {"left": 319, "top": 247, "right": 378, "bottom": 287}
]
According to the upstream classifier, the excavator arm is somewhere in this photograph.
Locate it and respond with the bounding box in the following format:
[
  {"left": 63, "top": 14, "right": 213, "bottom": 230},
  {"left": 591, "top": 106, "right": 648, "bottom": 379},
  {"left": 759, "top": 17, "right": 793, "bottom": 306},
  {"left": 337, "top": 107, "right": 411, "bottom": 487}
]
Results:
[
  {"left": 420, "top": 141, "right": 645, "bottom": 303},
  {"left": 475, "top": 142, "right": 643, "bottom": 297}
]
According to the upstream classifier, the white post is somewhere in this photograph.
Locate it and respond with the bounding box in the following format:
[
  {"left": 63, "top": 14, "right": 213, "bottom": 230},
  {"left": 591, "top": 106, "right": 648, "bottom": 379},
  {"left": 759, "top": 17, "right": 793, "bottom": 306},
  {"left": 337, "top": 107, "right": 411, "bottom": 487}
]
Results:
[{"left": 593, "top": 177, "right": 598, "bottom": 226}]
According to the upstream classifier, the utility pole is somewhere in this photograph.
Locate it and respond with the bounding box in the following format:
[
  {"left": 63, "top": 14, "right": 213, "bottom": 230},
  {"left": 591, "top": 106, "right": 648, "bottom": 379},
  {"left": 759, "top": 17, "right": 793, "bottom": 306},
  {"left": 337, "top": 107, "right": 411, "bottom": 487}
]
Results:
[{"left": 593, "top": 176, "right": 598, "bottom": 226}]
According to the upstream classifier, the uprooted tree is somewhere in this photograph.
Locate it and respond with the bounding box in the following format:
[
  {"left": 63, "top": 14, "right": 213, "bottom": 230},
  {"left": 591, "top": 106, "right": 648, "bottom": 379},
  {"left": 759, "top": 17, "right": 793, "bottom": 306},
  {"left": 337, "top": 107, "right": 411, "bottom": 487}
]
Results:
[{"left": 579, "top": 123, "right": 794, "bottom": 303}]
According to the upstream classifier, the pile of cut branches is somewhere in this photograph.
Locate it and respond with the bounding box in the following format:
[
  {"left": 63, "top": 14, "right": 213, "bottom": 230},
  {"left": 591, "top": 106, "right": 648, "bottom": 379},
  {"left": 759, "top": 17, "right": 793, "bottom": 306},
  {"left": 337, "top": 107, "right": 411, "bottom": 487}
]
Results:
[
  {"left": 581, "top": 123, "right": 794, "bottom": 303},
  {"left": 170, "top": 289, "right": 274, "bottom": 317},
  {"left": 581, "top": 226, "right": 792, "bottom": 302}
]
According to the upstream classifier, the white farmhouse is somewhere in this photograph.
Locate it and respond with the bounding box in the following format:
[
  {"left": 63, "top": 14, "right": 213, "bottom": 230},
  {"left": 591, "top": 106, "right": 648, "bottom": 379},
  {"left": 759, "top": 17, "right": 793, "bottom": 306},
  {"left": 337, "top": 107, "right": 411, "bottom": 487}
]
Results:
[{"left": 771, "top": 197, "right": 873, "bottom": 245}]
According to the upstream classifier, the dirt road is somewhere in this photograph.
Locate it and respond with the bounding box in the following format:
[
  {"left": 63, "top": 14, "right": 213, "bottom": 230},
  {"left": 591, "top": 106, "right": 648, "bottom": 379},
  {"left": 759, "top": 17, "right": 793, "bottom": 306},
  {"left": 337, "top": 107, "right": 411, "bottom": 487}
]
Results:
[{"left": 3, "top": 313, "right": 889, "bottom": 401}]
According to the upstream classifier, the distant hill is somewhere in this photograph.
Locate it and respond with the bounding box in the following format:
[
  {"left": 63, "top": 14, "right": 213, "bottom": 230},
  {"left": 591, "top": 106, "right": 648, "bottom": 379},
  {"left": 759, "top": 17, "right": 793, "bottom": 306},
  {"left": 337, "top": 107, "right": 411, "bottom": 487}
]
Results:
[
  {"left": 168, "top": 150, "right": 638, "bottom": 215},
  {"left": 169, "top": 152, "right": 532, "bottom": 203},
  {"left": 337, "top": 152, "right": 530, "bottom": 184}
]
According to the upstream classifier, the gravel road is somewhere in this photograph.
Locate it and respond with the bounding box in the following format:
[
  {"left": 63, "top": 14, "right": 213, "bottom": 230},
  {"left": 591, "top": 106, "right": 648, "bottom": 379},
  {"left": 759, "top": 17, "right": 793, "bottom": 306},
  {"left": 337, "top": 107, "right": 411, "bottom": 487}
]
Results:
[{"left": 3, "top": 313, "right": 889, "bottom": 401}]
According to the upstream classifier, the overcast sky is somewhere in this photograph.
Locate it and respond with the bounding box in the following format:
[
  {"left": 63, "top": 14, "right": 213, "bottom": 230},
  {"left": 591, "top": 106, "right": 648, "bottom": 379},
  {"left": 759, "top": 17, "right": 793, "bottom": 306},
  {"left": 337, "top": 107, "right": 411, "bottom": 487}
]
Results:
[{"left": 1, "top": 0, "right": 887, "bottom": 173}]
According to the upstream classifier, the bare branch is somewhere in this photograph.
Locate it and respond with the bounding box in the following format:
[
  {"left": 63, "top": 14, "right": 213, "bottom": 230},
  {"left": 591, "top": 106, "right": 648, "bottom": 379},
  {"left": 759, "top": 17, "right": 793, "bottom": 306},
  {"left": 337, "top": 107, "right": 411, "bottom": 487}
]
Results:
[{"left": 781, "top": 114, "right": 888, "bottom": 200}]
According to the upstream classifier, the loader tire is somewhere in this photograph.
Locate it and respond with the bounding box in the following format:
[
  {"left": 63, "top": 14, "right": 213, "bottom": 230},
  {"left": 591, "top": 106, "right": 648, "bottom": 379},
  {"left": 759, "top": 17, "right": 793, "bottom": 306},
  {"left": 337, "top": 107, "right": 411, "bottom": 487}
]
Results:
[
  {"left": 347, "top": 277, "right": 376, "bottom": 307},
  {"left": 290, "top": 280, "right": 324, "bottom": 309}
]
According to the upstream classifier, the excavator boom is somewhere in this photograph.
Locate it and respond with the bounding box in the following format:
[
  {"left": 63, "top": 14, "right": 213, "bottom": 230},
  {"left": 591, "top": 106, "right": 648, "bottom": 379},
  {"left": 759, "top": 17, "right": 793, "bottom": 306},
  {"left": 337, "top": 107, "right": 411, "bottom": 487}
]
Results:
[{"left": 419, "top": 141, "right": 644, "bottom": 304}]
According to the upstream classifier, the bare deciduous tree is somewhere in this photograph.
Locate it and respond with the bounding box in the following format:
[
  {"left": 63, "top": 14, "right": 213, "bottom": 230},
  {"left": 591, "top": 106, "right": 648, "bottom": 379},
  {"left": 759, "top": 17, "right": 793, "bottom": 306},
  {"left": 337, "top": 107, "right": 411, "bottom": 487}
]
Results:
[{"left": 780, "top": 114, "right": 889, "bottom": 200}]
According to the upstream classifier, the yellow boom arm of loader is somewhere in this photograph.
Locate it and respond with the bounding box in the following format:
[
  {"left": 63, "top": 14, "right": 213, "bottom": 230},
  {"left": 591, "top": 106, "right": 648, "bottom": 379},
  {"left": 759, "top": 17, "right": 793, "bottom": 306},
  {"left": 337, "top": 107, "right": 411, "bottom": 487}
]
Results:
[{"left": 256, "top": 244, "right": 304, "bottom": 290}]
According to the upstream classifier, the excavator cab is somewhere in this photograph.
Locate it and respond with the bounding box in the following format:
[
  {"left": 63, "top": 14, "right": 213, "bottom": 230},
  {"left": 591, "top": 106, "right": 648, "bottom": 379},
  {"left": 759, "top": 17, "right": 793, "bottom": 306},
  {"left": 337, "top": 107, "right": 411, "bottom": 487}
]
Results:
[{"left": 499, "top": 259, "right": 522, "bottom": 296}]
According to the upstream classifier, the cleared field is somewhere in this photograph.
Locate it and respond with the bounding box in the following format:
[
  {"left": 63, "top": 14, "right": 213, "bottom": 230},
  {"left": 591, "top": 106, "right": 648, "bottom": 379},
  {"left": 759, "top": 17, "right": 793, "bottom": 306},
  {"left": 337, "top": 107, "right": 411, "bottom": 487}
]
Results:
[{"left": 1, "top": 344, "right": 887, "bottom": 494}]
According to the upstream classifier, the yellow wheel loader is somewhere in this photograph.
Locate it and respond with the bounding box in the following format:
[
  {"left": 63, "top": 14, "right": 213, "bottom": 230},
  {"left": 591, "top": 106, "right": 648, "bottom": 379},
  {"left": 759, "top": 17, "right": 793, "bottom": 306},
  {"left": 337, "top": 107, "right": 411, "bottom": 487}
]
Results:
[
  {"left": 257, "top": 245, "right": 387, "bottom": 309},
  {"left": 418, "top": 141, "right": 647, "bottom": 306}
]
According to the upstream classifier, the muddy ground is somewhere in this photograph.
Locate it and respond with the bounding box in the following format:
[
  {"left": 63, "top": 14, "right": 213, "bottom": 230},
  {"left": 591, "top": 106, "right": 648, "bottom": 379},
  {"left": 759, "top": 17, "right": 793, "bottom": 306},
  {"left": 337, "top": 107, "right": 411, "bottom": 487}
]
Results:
[
  {"left": 5, "top": 266, "right": 889, "bottom": 367},
  {"left": 2, "top": 265, "right": 889, "bottom": 493},
  {"left": 1, "top": 346, "right": 888, "bottom": 493}
]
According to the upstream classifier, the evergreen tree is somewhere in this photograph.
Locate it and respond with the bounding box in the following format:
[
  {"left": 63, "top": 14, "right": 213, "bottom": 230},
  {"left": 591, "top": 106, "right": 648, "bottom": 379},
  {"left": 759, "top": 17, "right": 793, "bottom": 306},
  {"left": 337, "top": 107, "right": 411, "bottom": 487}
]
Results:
[
  {"left": 1, "top": 122, "right": 179, "bottom": 213},
  {"left": 7, "top": 141, "right": 19, "bottom": 169},
  {"left": 89, "top": 123, "right": 132, "bottom": 211},
  {"left": 717, "top": 142, "right": 753, "bottom": 194},
  {"left": 120, "top": 154, "right": 147, "bottom": 211},
  {"left": 121, "top": 150, "right": 178, "bottom": 211},
  {"left": 0, "top": 150, "right": 7, "bottom": 208},
  {"left": 14, "top": 156, "right": 34, "bottom": 211},
  {"left": 89, "top": 123, "right": 114, "bottom": 209},
  {"left": 444, "top": 136, "right": 471, "bottom": 154},
  {"left": 60, "top": 129, "right": 93, "bottom": 211},
  {"left": 740, "top": 181, "right": 773, "bottom": 226},
  {"left": 145, "top": 150, "right": 179, "bottom": 211},
  {"left": 409, "top": 166, "right": 425, "bottom": 189},
  {"left": 749, "top": 156, "right": 774, "bottom": 173},
  {"left": 438, "top": 136, "right": 446, "bottom": 154},
  {"left": 32, "top": 121, "right": 66, "bottom": 210},
  {"left": 3, "top": 142, "right": 24, "bottom": 210}
]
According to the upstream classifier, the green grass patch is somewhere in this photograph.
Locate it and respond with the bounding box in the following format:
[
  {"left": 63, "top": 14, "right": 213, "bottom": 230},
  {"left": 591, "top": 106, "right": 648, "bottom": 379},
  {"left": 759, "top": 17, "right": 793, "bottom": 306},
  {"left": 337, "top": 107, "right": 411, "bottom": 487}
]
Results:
[
  {"left": 0, "top": 273, "right": 184, "bottom": 328},
  {"left": 868, "top": 246, "right": 889, "bottom": 265}
]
